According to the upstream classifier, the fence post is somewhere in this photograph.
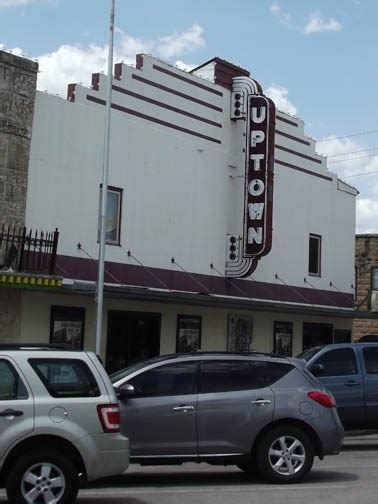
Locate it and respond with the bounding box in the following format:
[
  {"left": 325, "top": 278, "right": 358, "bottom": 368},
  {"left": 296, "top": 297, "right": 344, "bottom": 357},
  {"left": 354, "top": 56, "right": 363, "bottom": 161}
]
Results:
[{"left": 49, "top": 228, "right": 59, "bottom": 275}]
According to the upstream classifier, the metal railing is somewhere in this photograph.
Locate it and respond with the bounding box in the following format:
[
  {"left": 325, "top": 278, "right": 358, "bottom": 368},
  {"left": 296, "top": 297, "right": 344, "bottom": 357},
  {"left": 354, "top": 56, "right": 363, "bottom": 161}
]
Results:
[{"left": 0, "top": 225, "right": 59, "bottom": 275}]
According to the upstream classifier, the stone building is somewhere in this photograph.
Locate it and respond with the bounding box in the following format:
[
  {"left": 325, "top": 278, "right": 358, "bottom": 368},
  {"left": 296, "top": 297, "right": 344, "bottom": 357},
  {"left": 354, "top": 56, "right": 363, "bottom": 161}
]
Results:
[
  {"left": 0, "top": 52, "right": 39, "bottom": 342},
  {"left": 354, "top": 234, "right": 378, "bottom": 340}
]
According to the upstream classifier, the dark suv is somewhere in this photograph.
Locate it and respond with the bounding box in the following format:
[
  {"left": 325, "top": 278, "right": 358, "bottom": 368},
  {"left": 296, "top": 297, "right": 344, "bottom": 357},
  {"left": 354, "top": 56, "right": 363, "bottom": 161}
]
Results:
[{"left": 111, "top": 352, "right": 343, "bottom": 484}]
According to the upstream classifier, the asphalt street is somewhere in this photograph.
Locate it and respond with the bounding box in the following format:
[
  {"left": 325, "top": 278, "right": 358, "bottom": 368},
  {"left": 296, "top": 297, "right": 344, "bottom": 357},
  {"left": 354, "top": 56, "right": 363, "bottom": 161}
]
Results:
[{"left": 2, "top": 434, "right": 378, "bottom": 504}]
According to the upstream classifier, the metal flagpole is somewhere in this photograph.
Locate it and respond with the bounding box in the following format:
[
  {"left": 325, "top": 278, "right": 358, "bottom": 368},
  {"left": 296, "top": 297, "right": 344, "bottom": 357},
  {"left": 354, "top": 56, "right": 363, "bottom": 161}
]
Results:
[{"left": 95, "top": 0, "right": 116, "bottom": 356}]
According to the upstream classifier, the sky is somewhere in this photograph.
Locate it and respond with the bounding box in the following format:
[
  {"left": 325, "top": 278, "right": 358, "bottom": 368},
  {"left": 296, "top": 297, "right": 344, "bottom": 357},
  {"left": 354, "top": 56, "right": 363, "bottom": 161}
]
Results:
[{"left": 1, "top": 0, "right": 378, "bottom": 233}]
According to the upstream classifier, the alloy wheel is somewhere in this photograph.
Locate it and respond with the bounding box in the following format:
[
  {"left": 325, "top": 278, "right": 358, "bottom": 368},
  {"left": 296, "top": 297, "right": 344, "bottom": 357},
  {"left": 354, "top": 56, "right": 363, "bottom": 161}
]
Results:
[
  {"left": 268, "top": 435, "right": 306, "bottom": 476},
  {"left": 21, "top": 462, "right": 65, "bottom": 504}
]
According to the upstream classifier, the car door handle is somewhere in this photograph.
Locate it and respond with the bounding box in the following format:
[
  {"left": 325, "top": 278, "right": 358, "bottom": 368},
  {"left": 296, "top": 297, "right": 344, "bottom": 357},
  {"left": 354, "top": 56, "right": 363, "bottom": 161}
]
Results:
[
  {"left": 0, "top": 409, "right": 23, "bottom": 418},
  {"left": 173, "top": 405, "right": 194, "bottom": 412},
  {"left": 251, "top": 399, "right": 271, "bottom": 406},
  {"left": 344, "top": 381, "right": 361, "bottom": 387}
]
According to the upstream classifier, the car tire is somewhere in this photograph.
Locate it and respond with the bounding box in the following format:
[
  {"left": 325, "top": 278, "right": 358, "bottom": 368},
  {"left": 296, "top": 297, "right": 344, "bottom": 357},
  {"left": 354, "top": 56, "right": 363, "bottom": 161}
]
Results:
[
  {"left": 255, "top": 426, "right": 314, "bottom": 484},
  {"left": 6, "top": 449, "right": 80, "bottom": 504}
]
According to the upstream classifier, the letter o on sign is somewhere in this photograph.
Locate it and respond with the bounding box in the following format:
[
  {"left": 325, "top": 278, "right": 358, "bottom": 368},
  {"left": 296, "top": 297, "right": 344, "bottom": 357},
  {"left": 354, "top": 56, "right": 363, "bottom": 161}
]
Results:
[{"left": 248, "top": 179, "right": 265, "bottom": 197}]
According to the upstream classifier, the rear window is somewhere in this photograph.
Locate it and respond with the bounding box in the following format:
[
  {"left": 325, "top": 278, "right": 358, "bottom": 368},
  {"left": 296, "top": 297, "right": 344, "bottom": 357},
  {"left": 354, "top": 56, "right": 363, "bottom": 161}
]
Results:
[
  {"left": 252, "top": 361, "right": 294, "bottom": 387},
  {"left": 363, "top": 347, "right": 378, "bottom": 374},
  {"left": 199, "top": 360, "right": 293, "bottom": 394},
  {"left": 29, "top": 359, "right": 100, "bottom": 398}
]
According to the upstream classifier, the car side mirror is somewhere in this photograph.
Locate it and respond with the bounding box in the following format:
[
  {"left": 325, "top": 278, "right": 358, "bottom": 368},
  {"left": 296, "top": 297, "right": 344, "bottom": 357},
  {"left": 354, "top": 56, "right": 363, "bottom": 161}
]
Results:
[
  {"left": 116, "top": 383, "right": 135, "bottom": 400},
  {"left": 309, "top": 363, "right": 325, "bottom": 376}
]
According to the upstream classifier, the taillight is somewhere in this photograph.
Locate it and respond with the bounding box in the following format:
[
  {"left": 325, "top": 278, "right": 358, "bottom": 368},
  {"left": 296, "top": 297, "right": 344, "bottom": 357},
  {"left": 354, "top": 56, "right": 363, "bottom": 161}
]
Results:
[
  {"left": 307, "top": 391, "right": 336, "bottom": 408},
  {"left": 97, "top": 404, "right": 120, "bottom": 433}
]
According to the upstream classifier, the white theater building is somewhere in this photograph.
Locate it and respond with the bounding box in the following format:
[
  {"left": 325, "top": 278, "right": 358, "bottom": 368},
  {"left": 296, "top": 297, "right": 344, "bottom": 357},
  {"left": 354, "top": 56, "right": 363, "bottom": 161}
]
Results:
[{"left": 1, "top": 52, "right": 358, "bottom": 371}]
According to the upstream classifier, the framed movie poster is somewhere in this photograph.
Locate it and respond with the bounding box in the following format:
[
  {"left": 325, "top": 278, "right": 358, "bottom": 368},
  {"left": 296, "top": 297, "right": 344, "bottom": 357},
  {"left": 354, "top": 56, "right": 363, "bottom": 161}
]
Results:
[
  {"left": 273, "top": 321, "right": 293, "bottom": 356},
  {"left": 227, "top": 314, "right": 253, "bottom": 352},
  {"left": 176, "top": 315, "right": 202, "bottom": 353},
  {"left": 50, "top": 306, "right": 85, "bottom": 349}
]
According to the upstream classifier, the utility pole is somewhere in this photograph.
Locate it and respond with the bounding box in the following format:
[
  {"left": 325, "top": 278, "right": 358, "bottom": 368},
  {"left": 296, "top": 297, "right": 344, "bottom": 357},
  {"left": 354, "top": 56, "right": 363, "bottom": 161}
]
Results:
[{"left": 95, "top": 0, "right": 115, "bottom": 356}]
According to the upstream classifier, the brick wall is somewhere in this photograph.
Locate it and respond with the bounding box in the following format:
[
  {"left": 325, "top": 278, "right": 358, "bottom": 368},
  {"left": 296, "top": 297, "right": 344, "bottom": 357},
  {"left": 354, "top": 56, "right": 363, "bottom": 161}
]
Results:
[
  {"left": 353, "top": 235, "right": 378, "bottom": 340},
  {"left": 0, "top": 51, "right": 38, "bottom": 342}
]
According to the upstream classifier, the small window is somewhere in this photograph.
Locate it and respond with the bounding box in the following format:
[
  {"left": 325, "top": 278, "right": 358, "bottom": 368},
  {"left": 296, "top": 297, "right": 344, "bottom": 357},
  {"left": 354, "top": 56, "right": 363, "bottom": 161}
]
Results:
[
  {"left": 313, "top": 348, "right": 357, "bottom": 376},
  {"left": 29, "top": 359, "right": 100, "bottom": 398},
  {"left": 98, "top": 186, "right": 122, "bottom": 245},
  {"left": 128, "top": 362, "right": 198, "bottom": 397},
  {"left": 363, "top": 347, "right": 378, "bottom": 374},
  {"left": 0, "top": 360, "right": 28, "bottom": 400},
  {"left": 372, "top": 268, "right": 378, "bottom": 290},
  {"left": 309, "top": 234, "right": 321, "bottom": 276},
  {"left": 50, "top": 306, "right": 85, "bottom": 349}
]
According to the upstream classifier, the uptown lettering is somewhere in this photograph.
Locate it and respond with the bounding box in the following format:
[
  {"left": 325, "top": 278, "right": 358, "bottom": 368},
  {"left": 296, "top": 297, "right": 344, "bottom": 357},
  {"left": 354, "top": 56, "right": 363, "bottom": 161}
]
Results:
[{"left": 244, "top": 95, "right": 275, "bottom": 257}]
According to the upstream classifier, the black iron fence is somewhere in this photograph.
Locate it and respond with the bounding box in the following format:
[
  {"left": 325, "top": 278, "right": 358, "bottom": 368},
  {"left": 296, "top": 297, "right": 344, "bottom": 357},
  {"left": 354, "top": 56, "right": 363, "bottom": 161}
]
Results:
[{"left": 0, "top": 225, "right": 59, "bottom": 275}]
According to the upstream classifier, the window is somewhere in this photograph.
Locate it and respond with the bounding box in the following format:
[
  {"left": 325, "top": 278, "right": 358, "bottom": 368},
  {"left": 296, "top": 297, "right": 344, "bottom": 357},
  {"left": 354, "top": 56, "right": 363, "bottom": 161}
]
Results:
[
  {"left": 98, "top": 186, "right": 122, "bottom": 245},
  {"left": 363, "top": 347, "right": 378, "bottom": 374},
  {"left": 372, "top": 268, "right": 378, "bottom": 290},
  {"left": 308, "top": 234, "right": 321, "bottom": 276},
  {"left": 50, "top": 306, "right": 85, "bottom": 349},
  {"left": 29, "top": 359, "right": 100, "bottom": 398},
  {"left": 128, "top": 362, "right": 198, "bottom": 397},
  {"left": 199, "top": 360, "right": 292, "bottom": 394},
  {"left": 313, "top": 348, "right": 357, "bottom": 377},
  {"left": 252, "top": 361, "right": 293, "bottom": 387},
  {"left": 0, "top": 360, "right": 28, "bottom": 400}
]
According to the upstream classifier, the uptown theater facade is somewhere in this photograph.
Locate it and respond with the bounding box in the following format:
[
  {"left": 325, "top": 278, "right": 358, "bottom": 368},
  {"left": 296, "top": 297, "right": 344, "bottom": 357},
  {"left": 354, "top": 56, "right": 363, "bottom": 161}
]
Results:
[{"left": 0, "top": 51, "right": 358, "bottom": 371}]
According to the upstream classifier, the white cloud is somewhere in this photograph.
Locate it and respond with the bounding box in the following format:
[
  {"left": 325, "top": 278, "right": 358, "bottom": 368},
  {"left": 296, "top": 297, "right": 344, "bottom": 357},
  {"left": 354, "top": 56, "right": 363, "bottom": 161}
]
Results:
[
  {"left": 174, "top": 60, "right": 197, "bottom": 72},
  {"left": 0, "top": 0, "right": 49, "bottom": 7},
  {"left": 304, "top": 12, "right": 342, "bottom": 34},
  {"left": 265, "top": 84, "right": 297, "bottom": 116},
  {"left": 1, "top": 24, "right": 204, "bottom": 97},
  {"left": 0, "top": 43, "right": 23, "bottom": 56},
  {"left": 269, "top": 2, "right": 291, "bottom": 26},
  {"left": 316, "top": 136, "right": 378, "bottom": 233},
  {"left": 356, "top": 199, "right": 378, "bottom": 234},
  {"left": 156, "top": 24, "right": 205, "bottom": 59}
]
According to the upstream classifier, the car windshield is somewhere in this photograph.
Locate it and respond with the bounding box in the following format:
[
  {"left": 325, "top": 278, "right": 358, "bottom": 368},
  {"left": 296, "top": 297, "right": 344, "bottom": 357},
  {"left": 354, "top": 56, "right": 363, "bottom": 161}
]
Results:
[{"left": 296, "top": 347, "right": 321, "bottom": 362}]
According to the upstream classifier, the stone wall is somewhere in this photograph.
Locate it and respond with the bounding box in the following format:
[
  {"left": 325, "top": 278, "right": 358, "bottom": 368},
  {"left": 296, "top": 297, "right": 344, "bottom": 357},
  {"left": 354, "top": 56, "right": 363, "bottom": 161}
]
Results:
[
  {"left": 353, "top": 235, "right": 378, "bottom": 340},
  {"left": 0, "top": 51, "right": 38, "bottom": 342}
]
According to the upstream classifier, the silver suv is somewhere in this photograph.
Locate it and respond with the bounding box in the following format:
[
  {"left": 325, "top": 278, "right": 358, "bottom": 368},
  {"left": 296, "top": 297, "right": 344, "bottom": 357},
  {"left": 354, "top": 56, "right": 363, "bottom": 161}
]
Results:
[
  {"left": 0, "top": 344, "right": 129, "bottom": 504},
  {"left": 111, "top": 352, "right": 344, "bottom": 484}
]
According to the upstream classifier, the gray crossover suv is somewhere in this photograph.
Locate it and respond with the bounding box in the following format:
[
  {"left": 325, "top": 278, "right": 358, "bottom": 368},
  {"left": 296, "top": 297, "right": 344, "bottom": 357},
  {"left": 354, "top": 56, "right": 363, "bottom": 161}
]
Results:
[
  {"left": 111, "top": 352, "right": 343, "bottom": 483},
  {"left": 0, "top": 344, "right": 129, "bottom": 504}
]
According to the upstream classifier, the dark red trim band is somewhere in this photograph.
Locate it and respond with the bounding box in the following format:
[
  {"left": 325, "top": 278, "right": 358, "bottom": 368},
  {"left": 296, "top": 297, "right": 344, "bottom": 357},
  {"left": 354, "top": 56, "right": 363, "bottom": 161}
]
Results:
[
  {"left": 276, "top": 130, "right": 311, "bottom": 146},
  {"left": 112, "top": 85, "right": 222, "bottom": 128},
  {"left": 276, "top": 115, "right": 298, "bottom": 127},
  {"left": 153, "top": 64, "right": 223, "bottom": 97},
  {"left": 275, "top": 144, "right": 322, "bottom": 164},
  {"left": 132, "top": 74, "right": 223, "bottom": 112},
  {"left": 86, "top": 95, "right": 222, "bottom": 144},
  {"left": 275, "top": 159, "right": 333, "bottom": 181},
  {"left": 55, "top": 254, "right": 353, "bottom": 309}
]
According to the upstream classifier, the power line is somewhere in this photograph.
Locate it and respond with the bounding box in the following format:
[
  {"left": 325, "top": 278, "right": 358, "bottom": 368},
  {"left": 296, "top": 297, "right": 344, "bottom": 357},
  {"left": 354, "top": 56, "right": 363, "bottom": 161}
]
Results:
[
  {"left": 326, "top": 146, "right": 378, "bottom": 157},
  {"left": 328, "top": 153, "right": 378, "bottom": 164},
  {"left": 341, "top": 169, "right": 378, "bottom": 179},
  {"left": 317, "top": 129, "right": 378, "bottom": 143}
]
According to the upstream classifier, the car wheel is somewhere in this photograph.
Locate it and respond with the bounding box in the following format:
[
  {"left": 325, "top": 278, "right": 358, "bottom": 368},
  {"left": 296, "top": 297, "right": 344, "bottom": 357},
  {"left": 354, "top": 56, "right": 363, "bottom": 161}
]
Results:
[
  {"left": 256, "top": 426, "right": 314, "bottom": 483},
  {"left": 6, "top": 449, "right": 79, "bottom": 504}
]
